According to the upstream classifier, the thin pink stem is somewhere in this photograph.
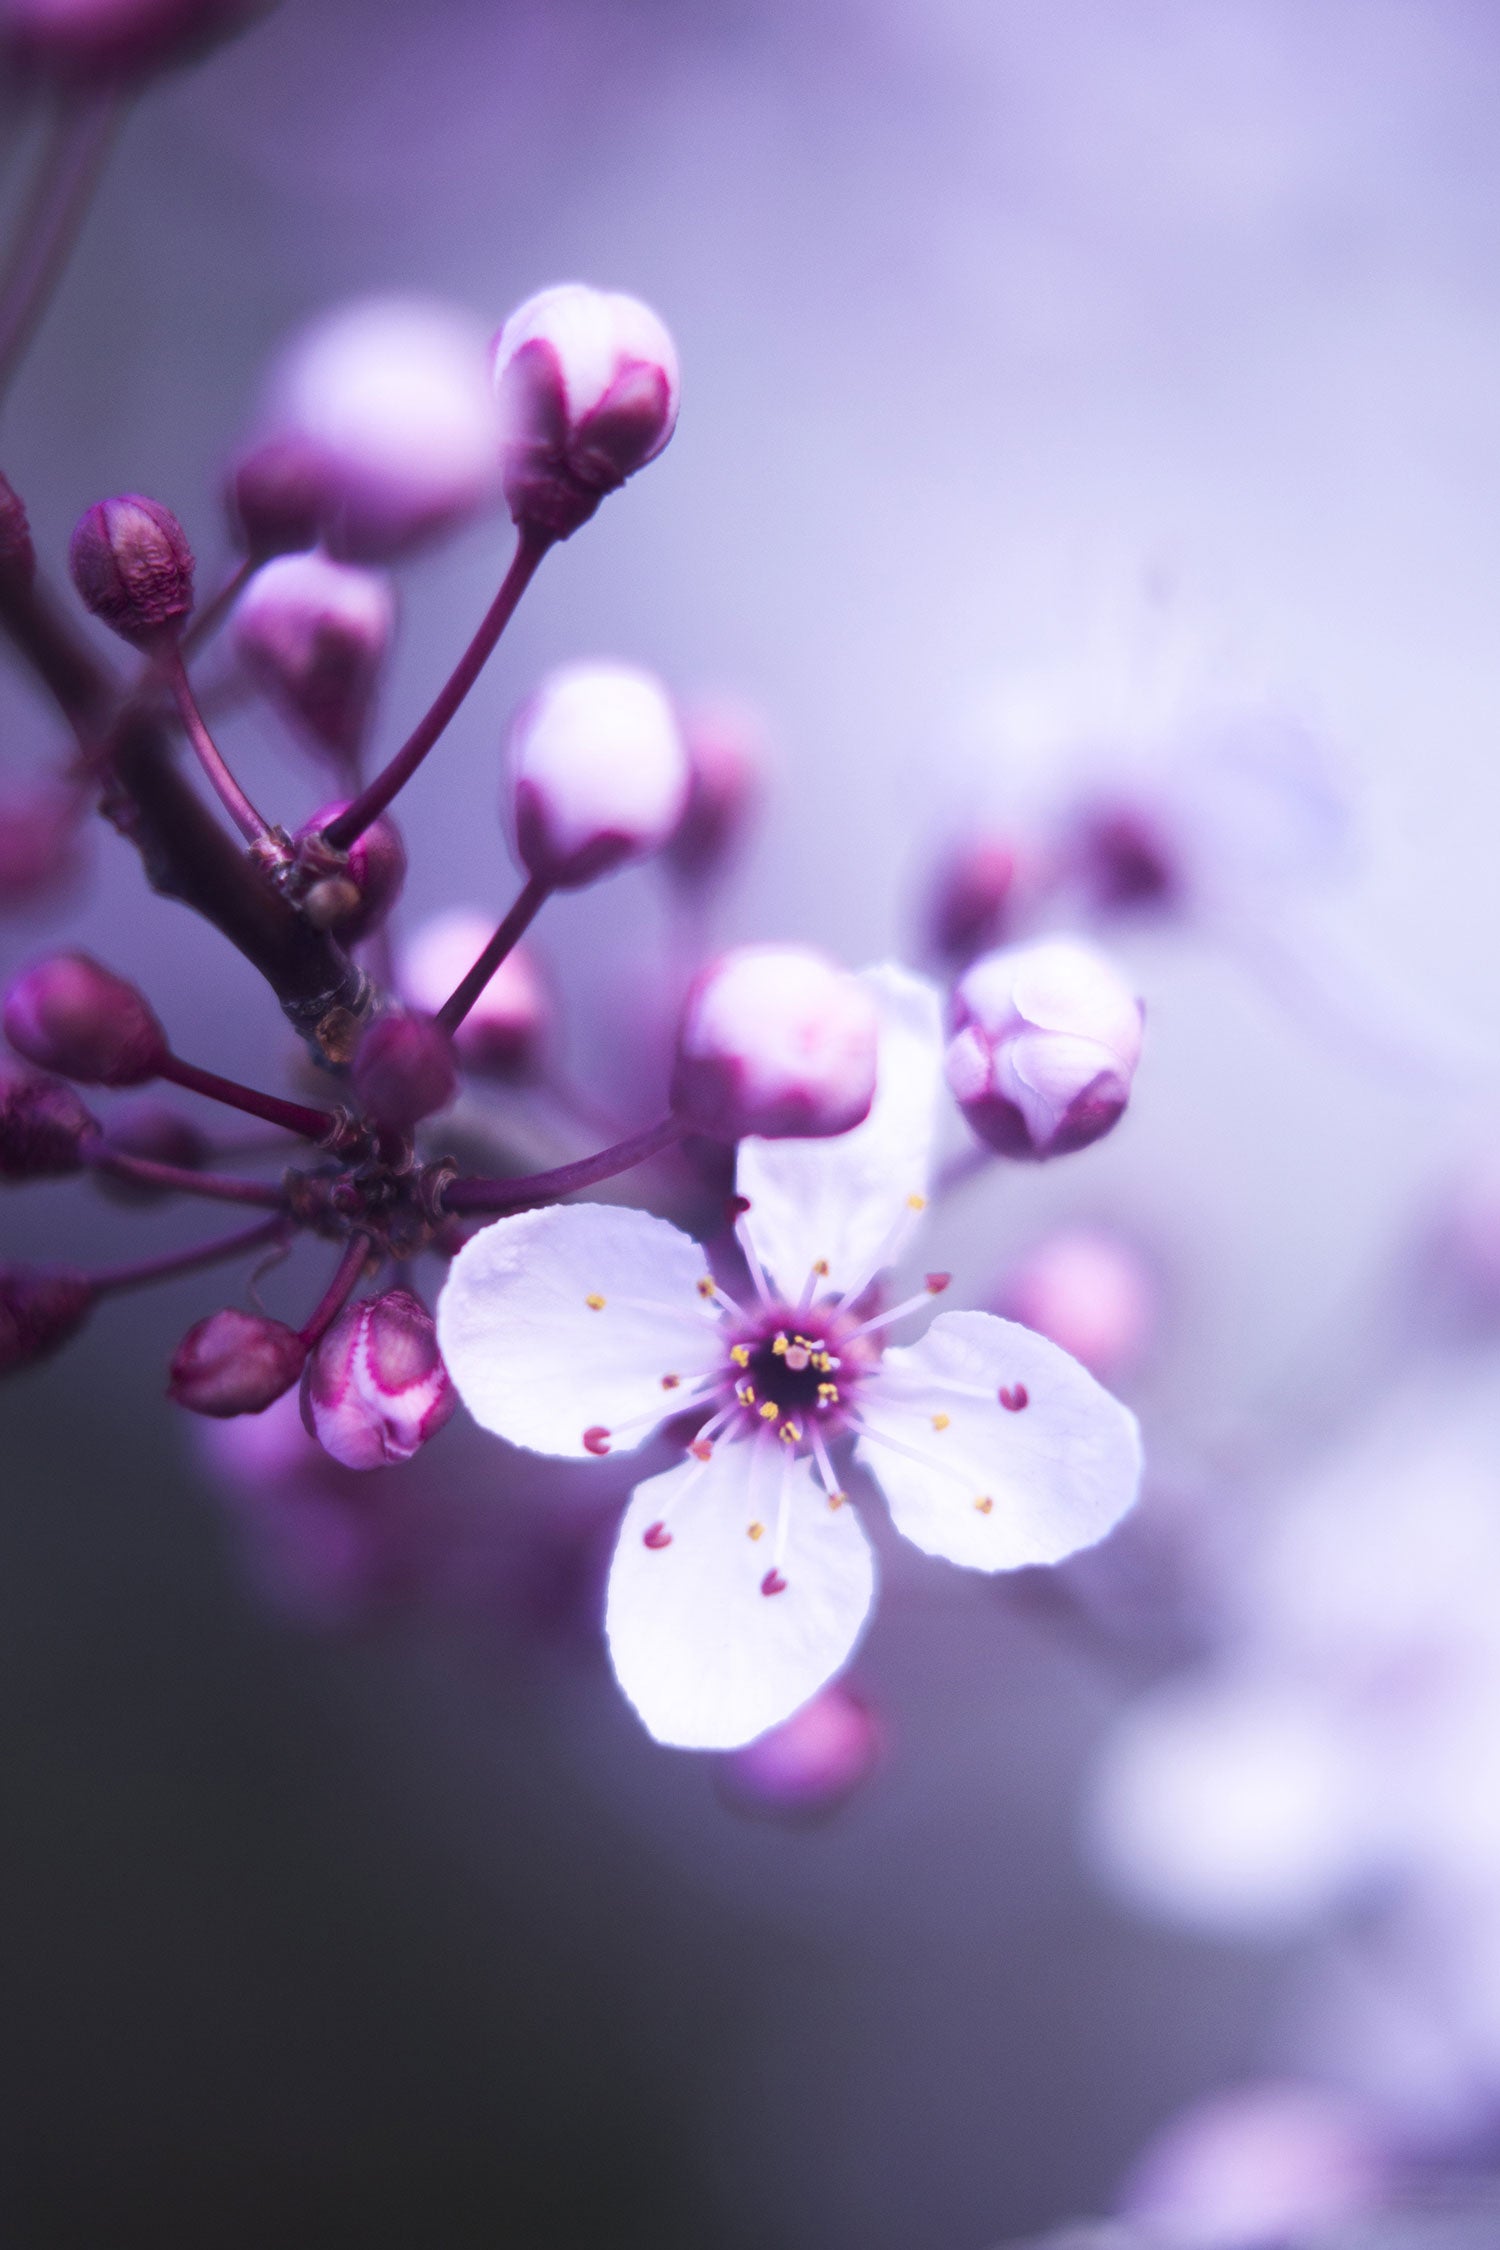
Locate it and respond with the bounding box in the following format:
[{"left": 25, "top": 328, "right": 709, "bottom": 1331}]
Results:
[
  {"left": 442, "top": 1115, "right": 683, "bottom": 1216},
  {"left": 157, "top": 1053, "right": 342, "bottom": 1144},
  {"left": 433, "top": 873, "right": 551, "bottom": 1035},
  {"left": 81, "top": 1142, "right": 290, "bottom": 1210},
  {"left": 298, "top": 1231, "right": 372, "bottom": 1345},
  {"left": 323, "top": 530, "right": 550, "bottom": 851},
  {"left": 180, "top": 556, "right": 253, "bottom": 659},
  {"left": 161, "top": 644, "right": 273, "bottom": 844},
  {"left": 0, "top": 89, "right": 125, "bottom": 408},
  {"left": 89, "top": 1215, "right": 292, "bottom": 1296}
]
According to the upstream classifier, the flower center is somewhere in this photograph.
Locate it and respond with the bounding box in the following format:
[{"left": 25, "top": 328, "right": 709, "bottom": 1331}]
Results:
[{"left": 723, "top": 1307, "right": 855, "bottom": 1446}]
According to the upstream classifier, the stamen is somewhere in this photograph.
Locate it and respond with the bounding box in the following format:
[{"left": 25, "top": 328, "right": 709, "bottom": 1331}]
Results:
[
  {"left": 583, "top": 1425, "right": 611, "bottom": 1455},
  {"left": 758, "top": 1399, "right": 779, "bottom": 1421},
  {"left": 748, "top": 1521, "right": 765, "bottom": 1540},
  {"left": 974, "top": 1496, "right": 994, "bottom": 1514},
  {"left": 809, "top": 1426, "right": 850, "bottom": 1515},
  {"left": 760, "top": 1569, "right": 788, "bottom": 1596},
  {"left": 643, "top": 1522, "right": 672, "bottom": 1549},
  {"left": 817, "top": 1381, "right": 839, "bottom": 1405},
  {"left": 730, "top": 1344, "right": 751, "bottom": 1367},
  {"left": 734, "top": 1212, "right": 775, "bottom": 1306},
  {"left": 931, "top": 1412, "right": 951, "bottom": 1432},
  {"left": 855, "top": 1417, "right": 976, "bottom": 1493},
  {"left": 585, "top": 1293, "right": 606, "bottom": 1310},
  {"left": 778, "top": 1419, "right": 803, "bottom": 1445},
  {"left": 999, "top": 1384, "right": 1029, "bottom": 1412},
  {"left": 661, "top": 1373, "right": 682, "bottom": 1390},
  {"left": 797, "top": 1259, "right": 830, "bottom": 1311},
  {"left": 846, "top": 1276, "right": 950, "bottom": 1342}
]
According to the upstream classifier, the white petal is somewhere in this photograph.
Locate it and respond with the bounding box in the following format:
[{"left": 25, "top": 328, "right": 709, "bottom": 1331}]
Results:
[
  {"left": 605, "top": 1438, "right": 876, "bottom": 1749},
  {"left": 854, "top": 1309, "right": 1141, "bottom": 1569},
  {"left": 735, "top": 964, "right": 944, "bottom": 1300},
  {"left": 436, "top": 1201, "right": 721, "bottom": 1457}
]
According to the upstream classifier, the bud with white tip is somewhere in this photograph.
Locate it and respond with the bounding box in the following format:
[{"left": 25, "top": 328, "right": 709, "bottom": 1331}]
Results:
[
  {"left": 398, "top": 909, "right": 547, "bottom": 1079},
  {"left": 69, "top": 494, "right": 194, "bottom": 649},
  {"left": 302, "top": 1288, "right": 455, "bottom": 1470},
  {"left": 508, "top": 660, "right": 689, "bottom": 890},
  {"left": 233, "top": 552, "right": 395, "bottom": 767},
  {"left": 232, "top": 299, "right": 502, "bottom": 564},
  {"left": 946, "top": 937, "right": 1143, "bottom": 1161},
  {"left": 492, "top": 283, "right": 679, "bottom": 540},
  {"left": 672, "top": 944, "right": 879, "bottom": 1142}
]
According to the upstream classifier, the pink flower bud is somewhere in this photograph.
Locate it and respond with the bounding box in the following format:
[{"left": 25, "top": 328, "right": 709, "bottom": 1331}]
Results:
[
  {"left": 294, "top": 802, "right": 406, "bottom": 941},
  {"left": 168, "top": 1306, "right": 306, "bottom": 1417},
  {"left": 234, "top": 299, "right": 502, "bottom": 563},
  {"left": 997, "top": 1226, "right": 1157, "bottom": 1383},
  {"left": 0, "top": 779, "right": 87, "bottom": 910},
  {"left": 923, "top": 831, "right": 1023, "bottom": 966},
  {"left": 233, "top": 552, "right": 395, "bottom": 765},
  {"left": 0, "top": 471, "right": 35, "bottom": 585},
  {"left": 0, "top": 0, "right": 265, "bottom": 81},
  {"left": 0, "top": 1064, "right": 96, "bottom": 1179},
  {"left": 1069, "top": 798, "right": 1182, "bottom": 916},
  {"left": 0, "top": 1264, "right": 93, "bottom": 1374},
  {"left": 302, "top": 1287, "right": 455, "bottom": 1469},
  {"left": 352, "top": 1012, "right": 456, "bottom": 1130},
  {"left": 398, "top": 909, "right": 547, "bottom": 1078},
  {"left": 664, "top": 694, "right": 765, "bottom": 886},
  {"left": 946, "top": 938, "right": 1143, "bottom": 1161},
  {"left": 68, "top": 494, "right": 194, "bottom": 648},
  {"left": 672, "top": 944, "right": 879, "bottom": 1141},
  {"left": 492, "top": 283, "right": 679, "bottom": 539},
  {"left": 720, "top": 1684, "right": 882, "bottom": 1817},
  {"left": 3, "top": 950, "right": 168, "bottom": 1086},
  {"left": 94, "top": 1096, "right": 210, "bottom": 1203},
  {"left": 508, "top": 660, "right": 689, "bottom": 890}
]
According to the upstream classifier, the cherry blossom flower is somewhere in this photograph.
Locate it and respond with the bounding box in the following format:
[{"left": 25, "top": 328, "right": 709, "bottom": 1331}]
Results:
[{"left": 438, "top": 966, "right": 1143, "bottom": 1750}]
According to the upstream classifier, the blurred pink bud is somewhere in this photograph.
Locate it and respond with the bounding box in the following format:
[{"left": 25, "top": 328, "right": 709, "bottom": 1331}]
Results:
[
  {"left": 1069, "top": 799, "right": 1182, "bottom": 917},
  {"left": 3, "top": 950, "right": 168, "bottom": 1086},
  {"left": 352, "top": 1011, "right": 456, "bottom": 1130},
  {"left": 0, "top": 1063, "right": 96, "bottom": 1179},
  {"left": 0, "top": 780, "right": 87, "bottom": 910},
  {"left": 302, "top": 1287, "right": 455, "bottom": 1470},
  {"left": 94, "top": 1096, "right": 210, "bottom": 1203},
  {"left": 233, "top": 551, "right": 395, "bottom": 765},
  {"left": 924, "top": 831, "right": 1022, "bottom": 966},
  {"left": 664, "top": 695, "right": 765, "bottom": 886},
  {"left": 168, "top": 1306, "right": 306, "bottom": 1417},
  {"left": 946, "top": 938, "right": 1143, "bottom": 1161},
  {"left": 68, "top": 494, "right": 194, "bottom": 648},
  {"left": 235, "top": 299, "right": 502, "bottom": 563},
  {"left": 492, "top": 282, "right": 679, "bottom": 539},
  {"left": 0, "top": 0, "right": 266, "bottom": 80},
  {"left": 998, "top": 1227, "right": 1156, "bottom": 1383},
  {"left": 294, "top": 802, "right": 406, "bottom": 941},
  {"left": 1117, "top": 2082, "right": 1389, "bottom": 2250},
  {"left": 721, "top": 1684, "right": 882, "bottom": 1817},
  {"left": 0, "top": 471, "right": 35, "bottom": 585},
  {"left": 508, "top": 660, "right": 689, "bottom": 889},
  {"left": 672, "top": 944, "right": 879, "bottom": 1141},
  {"left": 398, "top": 909, "right": 547, "bottom": 1078},
  {"left": 0, "top": 1264, "right": 93, "bottom": 1374}
]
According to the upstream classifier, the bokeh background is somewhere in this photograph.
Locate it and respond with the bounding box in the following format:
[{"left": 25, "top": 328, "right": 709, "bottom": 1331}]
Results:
[{"left": 7, "top": 1, "right": 1500, "bottom": 2243}]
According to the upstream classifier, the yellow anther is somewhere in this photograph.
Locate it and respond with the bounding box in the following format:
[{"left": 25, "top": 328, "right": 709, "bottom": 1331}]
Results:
[
  {"left": 817, "top": 1382, "right": 840, "bottom": 1404},
  {"left": 748, "top": 1521, "right": 765, "bottom": 1541},
  {"left": 931, "top": 1412, "right": 951, "bottom": 1432},
  {"left": 736, "top": 1381, "right": 756, "bottom": 1405},
  {"left": 758, "top": 1400, "right": 780, "bottom": 1421},
  {"left": 827, "top": 1491, "right": 847, "bottom": 1511},
  {"left": 974, "top": 1496, "right": 994, "bottom": 1515},
  {"left": 907, "top": 1193, "right": 927, "bottom": 1211},
  {"left": 730, "top": 1344, "right": 750, "bottom": 1367},
  {"left": 812, "top": 1259, "right": 829, "bottom": 1276},
  {"left": 697, "top": 1277, "right": 716, "bottom": 1298},
  {"left": 585, "top": 1293, "right": 606, "bottom": 1311},
  {"left": 779, "top": 1420, "right": 803, "bottom": 1444},
  {"left": 772, "top": 1333, "right": 789, "bottom": 1356}
]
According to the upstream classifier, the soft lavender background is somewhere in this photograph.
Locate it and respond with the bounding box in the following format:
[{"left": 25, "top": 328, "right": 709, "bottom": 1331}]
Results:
[{"left": 5, "top": 1, "right": 1500, "bottom": 2243}]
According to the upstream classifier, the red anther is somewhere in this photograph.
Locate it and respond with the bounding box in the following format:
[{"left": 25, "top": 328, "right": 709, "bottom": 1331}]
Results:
[
  {"left": 642, "top": 1521, "right": 672, "bottom": 1550},
  {"left": 759, "top": 1568, "right": 788, "bottom": 1597},
  {"left": 660, "top": 1373, "right": 681, "bottom": 1391},
  {"left": 582, "top": 1425, "right": 611, "bottom": 1456},
  {"left": 999, "top": 1383, "right": 1029, "bottom": 1412},
  {"left": 688, "top": 1438, "right": 713, "bottom": 1462},
  {"left": 725, "top": 1194, "right": 752, "bottom": 1220},
  {"left": 924, "top": 1272, "right": 952, "bottom": 1294}
]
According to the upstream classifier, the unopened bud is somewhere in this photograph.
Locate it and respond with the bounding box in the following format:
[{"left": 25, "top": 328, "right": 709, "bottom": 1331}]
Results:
[
  {"left": 924, "top": 830, "right": 1022, "bottom": 966},
  {"left": 168, "top": 1306, "right": 306, "bottom": 1417},
  {"left": 352, "top": 1011, "right": 456, "bottom": 1130},
  {"left": 720, "top": 1684, "right": 881, "bottom": 1818},
  {"left": 302, "top": 1287, "right": 455, "bottom": 1469},
  {"left": 0, "top": 471, "right": 35, "bottom": 585},
  {"left": 946, "top": 938, "right": 1143, "bottom": 1161},
  {"left": 294, "top": 803, "right": 406, "bottom": 941},
  {"left": 68, "top": 494, "right": 194, "bottom": 648},
  {"left": 664, "top": 695, "right": 764, "bottom": 886},
  {"left": 0, "top": 780, "right": 87, "bottom": 909},
  {"left": 997, "top": 1227, "right": 1156, "bottom": 1383},
  {"left": 233, "top": 551, "right": 395, "bottom": 765},
  {"left": 94, "top": 1097, "right": 210, "bottom": 1203},
  {"left": 492, "top": 282, "right": 679, "bottom": 539},
  {"left": 508, "top": 660, "right": 688, "bottom": 889},
  {"left": 1068, "top": 798, "right": 1181, "bottom": 916},
  {"left": 0, "top": 1264, "right": 93, "bottom": 1374},
  {"left": 3, "top": 951, "right": 168, "bottom": 1086},
  {"left": 234, "top": 299, "right": 501, "bottom": 563},
  {"left": 0, "top": 1064, "right": 96, "bottom": 1179},
  {"left": 672, "top": 945, "right": 879, "bottom": 1142},
  {"left": 0, "top": 0, "right": 267, "bottom": 82},
  {"left": 398, "top": 909, "right": 546, "bottom": 1078}
]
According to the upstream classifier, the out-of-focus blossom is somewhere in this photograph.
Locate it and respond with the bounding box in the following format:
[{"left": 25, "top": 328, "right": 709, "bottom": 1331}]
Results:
[
  {"left": 352, "top": 1010, "right": 456, "bottom": 1129},
  {"left": 946, "top": 937, "right": 1143, "bottom": 1161},
  {"left": 68, "top": 493, "right": 194, "bottom": 650},
  {"left": 1117, "top": 2081, "right": 1392, "bottom": 2249},
  {"left": 302, "top": 1287, "right": 455, "bottom": 1471},
  {"left": 0, "top": 780, "right": 88, "bottom": 911},
  {"left": 0, "top": 0, "right": 266, "bottom": 80},
  {"left": 397, "top": 909, "right": 546, "bottom": 1079},
  {"left": 439, "top": 968, "right": 1142, "bottom": 1749},
  {"left": 232, "top": 298, "right": 502, "bottom": 563},
  {"left": 0, "top": 471, "right": 35, "bottom": 584},
  {"left": 664, "top": 694, "right": 765, "bottom": 888},
  {"left": 0, "top": 1264, "right": 93, "bottom": 1373},
  {"left": 492, "top": 282, "right": 679, "bottom": 539},
  {"left": 233, "top": 551, "right": 394, "bottom": 768},
  {"left": 168, "top": 1305, "right": 306, "bottom": 1416},
  {"left": 3, "top": 950, "right": 168, "bottom": 1086},
  {"left": 293, "top": 801, "right": 406, "bottom": 941},
  {"left": 507, "top": 660, "right": 689, "bottom": 890},
  {"left": 0, "top": 1062, "right": 95, "bottom": 1179},
  {"left": 671, "top": 943, "right": 879, "bottom": 1142},
  {"left": 922, "top": 829, "right": 1027, "bottom": 967},
  {"left": 996, "top": 1226, "right": 1157, "bottom": 1384},
  {"left": 720, "top": 1681, "right": 881, "bottom": 1817},
  {"left": 92, "top": 1095, "right": 209, "bottom": 1202}
]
